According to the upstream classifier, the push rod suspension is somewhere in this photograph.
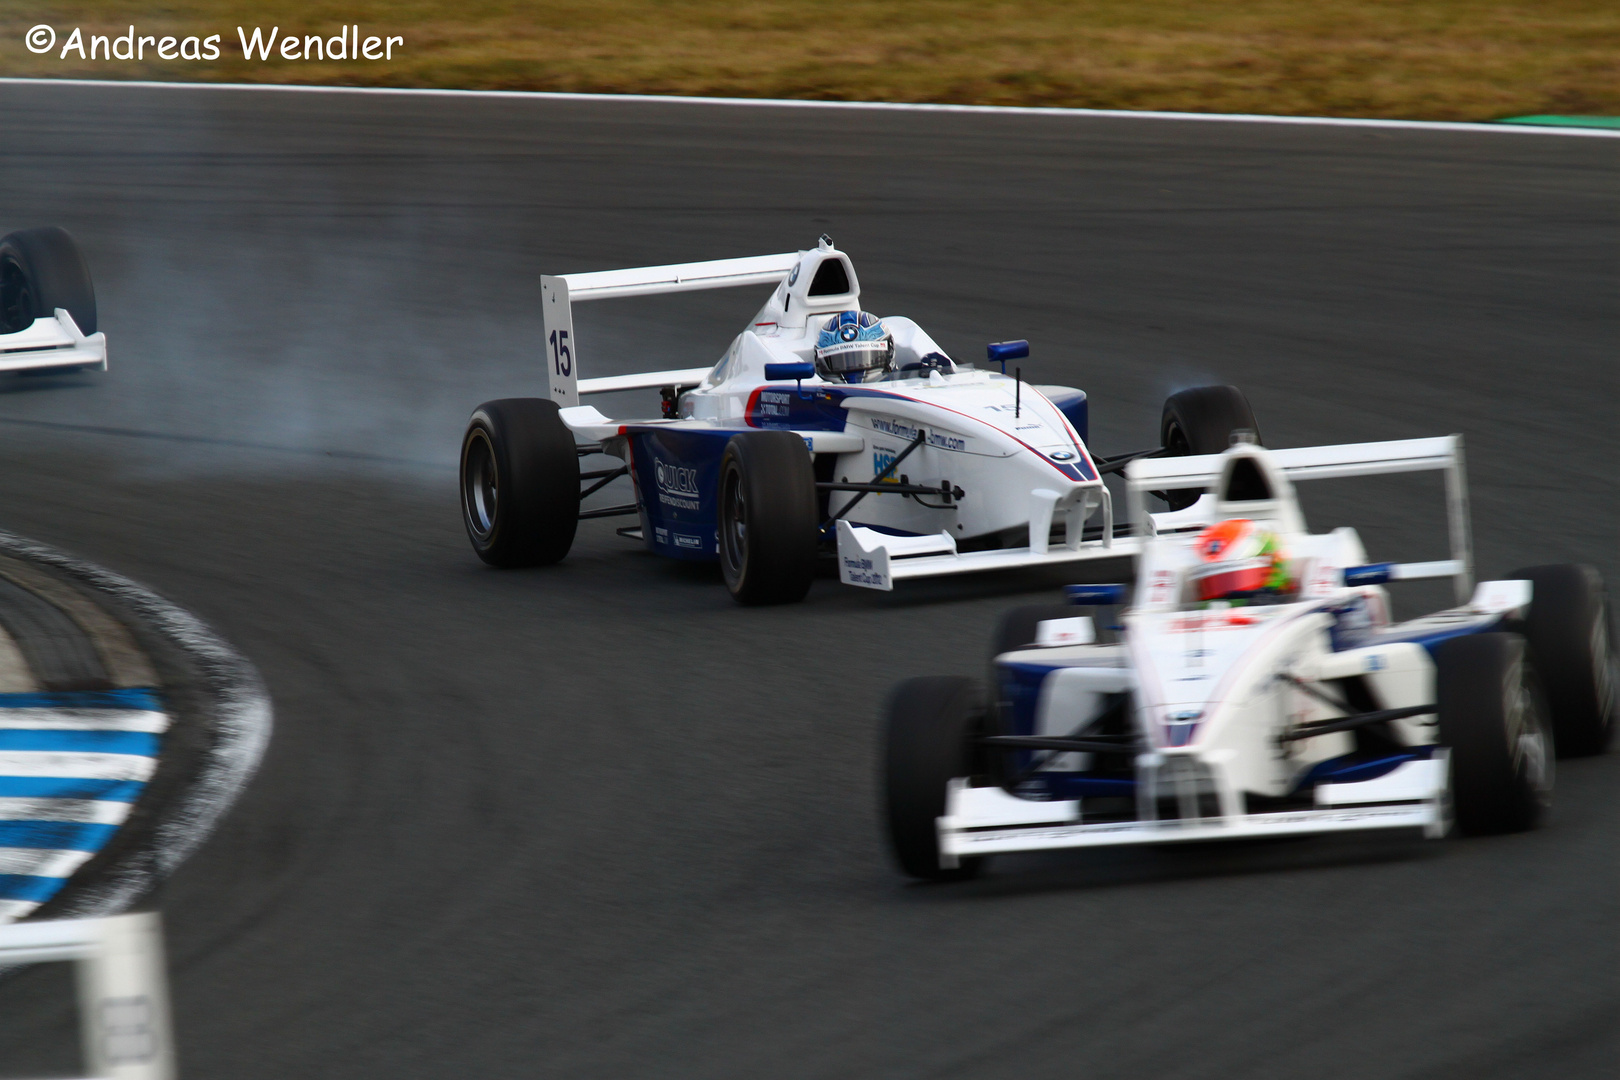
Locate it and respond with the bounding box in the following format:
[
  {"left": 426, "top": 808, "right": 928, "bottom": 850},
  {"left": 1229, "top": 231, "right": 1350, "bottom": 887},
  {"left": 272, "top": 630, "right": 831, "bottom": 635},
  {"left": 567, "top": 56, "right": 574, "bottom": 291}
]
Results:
[
  {"left": 817, "top": 479, "right": 964, "bottom": 501},
  {"left": 1281, "top": 704, "right": 1437, "bottom": 741},
  {"left": 579, "top": 465, "right": 629, "bottom": 500},
  {"left": 980, "top": 735, "right": 1141, "bottom": 756},
  {"left": 1093, "top": 447, "right": 1165, "bottom": 477},
  {"left": 827, "top": 429, "right": 927, "bottom": 524},
  {"left": 578, "top": 503, "right": 639, "bottom": 520}
]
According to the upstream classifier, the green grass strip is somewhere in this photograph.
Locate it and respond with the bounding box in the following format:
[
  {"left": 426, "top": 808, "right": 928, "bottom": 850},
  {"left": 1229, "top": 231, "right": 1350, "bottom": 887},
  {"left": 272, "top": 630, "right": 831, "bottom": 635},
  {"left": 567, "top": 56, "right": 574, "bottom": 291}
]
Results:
[{"left": 1497, "top": 115, "right": 1620, "bottom": 128}]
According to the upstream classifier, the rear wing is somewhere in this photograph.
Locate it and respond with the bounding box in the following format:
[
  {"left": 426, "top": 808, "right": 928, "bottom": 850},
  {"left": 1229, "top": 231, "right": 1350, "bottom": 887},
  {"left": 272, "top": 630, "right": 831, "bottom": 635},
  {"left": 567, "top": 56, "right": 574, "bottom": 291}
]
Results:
[
  {"left": 540, "top": 252, "right": 799, "bottom": 407},
  {"left": 1125, "top": 436, "right": 1473, "bottom": 602}
]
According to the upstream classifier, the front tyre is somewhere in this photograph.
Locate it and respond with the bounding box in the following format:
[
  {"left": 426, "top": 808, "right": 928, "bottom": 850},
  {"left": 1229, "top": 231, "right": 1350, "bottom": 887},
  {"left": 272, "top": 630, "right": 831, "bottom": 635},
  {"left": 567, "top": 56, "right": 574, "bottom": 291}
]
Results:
[
  {"left": 883, "top": 676, "right": 986, "bottom": 881},
  {"left": 717, "top": 431, "right": 818, "bottom": 605},
  {"left": 1436, "top": 633, "right": 1553, "bottom": 835},
  {"left": 460, "top": 399, "right": 580, "bottom": 567},
  {"left": 0, "top": 226, "right": 97, "bottom": 336},
  {"left": 1509, "top": 564, "right": 1615, "bottom": 757},
  {"left": 1159, "top": 385, "right": 1260, "bottom": 511}
]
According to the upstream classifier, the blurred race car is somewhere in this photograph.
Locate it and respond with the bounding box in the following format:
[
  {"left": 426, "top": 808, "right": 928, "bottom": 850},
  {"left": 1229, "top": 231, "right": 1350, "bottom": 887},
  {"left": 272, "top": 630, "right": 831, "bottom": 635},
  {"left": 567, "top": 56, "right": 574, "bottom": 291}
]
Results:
[
  {"left": 459, "top": 237, "right": 1257, "bottom": 603},
  {"left": 884, "top": 434, "right": 1614, "bottom": 879},
  {"left": 0, "top": 227, "right": 105, "bottom": 374}
]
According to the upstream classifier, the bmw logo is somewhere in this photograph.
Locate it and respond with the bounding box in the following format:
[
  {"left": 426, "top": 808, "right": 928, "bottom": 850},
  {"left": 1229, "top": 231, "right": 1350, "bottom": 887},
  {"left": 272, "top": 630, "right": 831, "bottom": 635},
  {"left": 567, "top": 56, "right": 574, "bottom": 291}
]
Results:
[
  {"left": 840, "top": 325, "right": 859, "bottom": 342},
  {"left": 1049, "top": 451, "right": 1075, "bottom": 461}
]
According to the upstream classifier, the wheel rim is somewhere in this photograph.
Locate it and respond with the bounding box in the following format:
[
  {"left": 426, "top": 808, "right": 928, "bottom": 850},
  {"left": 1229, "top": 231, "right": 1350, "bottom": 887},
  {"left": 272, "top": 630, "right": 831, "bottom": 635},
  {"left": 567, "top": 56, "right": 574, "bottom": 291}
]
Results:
[
  {"left": 1512, "top": 674, "right": 1553, "bottom": 801},
  {"left": 463, "top": 429, "right": 499, "bottom": 540},
  {"left": 720, "top": 463, "right": 747, "bottom": 578},
  {"left": 1161, "top": 419, "right": 1197, "bottom": 510},
  {"left": 0, "top": 258, "right": 31, "bottom": 336},
  {"left": 1593, "top": 601, "right": 1615, "bottom": 721},
  {"left": 1164, "top": 419, "right": 1191, "bottom": 457}
]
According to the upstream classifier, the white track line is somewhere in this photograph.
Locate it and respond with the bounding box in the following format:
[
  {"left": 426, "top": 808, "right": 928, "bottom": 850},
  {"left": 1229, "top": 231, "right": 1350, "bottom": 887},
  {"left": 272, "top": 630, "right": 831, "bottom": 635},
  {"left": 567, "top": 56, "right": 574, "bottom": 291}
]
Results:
[
  {"left": 0, "top": 709, "right": 168, "bottom": 733},
  {"left": 0, "top": 797, "right": 132, "bottom": 824},
  {"left": 0, "top": 754, "right": 156, "bottom": 781},
  {"left": 1, "top": 77, "right": 1616, "bottom": 139}
]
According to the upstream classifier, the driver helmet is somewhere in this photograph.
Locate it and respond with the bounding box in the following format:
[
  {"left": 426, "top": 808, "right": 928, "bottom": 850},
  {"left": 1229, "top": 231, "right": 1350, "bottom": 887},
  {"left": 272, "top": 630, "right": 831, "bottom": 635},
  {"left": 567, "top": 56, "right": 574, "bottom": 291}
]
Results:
[
  {"left": 1191, "top": 518, "right": 1290, "bottom": 602},
  {"left": 815, "top": 310, "right": 894, "bottom": 384}
]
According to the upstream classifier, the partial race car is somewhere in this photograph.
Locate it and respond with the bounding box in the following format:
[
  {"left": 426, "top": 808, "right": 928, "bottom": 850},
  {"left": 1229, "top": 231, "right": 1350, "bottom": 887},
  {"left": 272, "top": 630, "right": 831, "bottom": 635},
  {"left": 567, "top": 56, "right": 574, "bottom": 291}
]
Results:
[
  {"left": 0, "top": 227, "right": 105, "bottom": 374},
  {"left": 884, "top": 434, "right": 1614, "bottom": 880},
  {"left": 459, "top": 237, "right": 1257, "bottom": 603}
]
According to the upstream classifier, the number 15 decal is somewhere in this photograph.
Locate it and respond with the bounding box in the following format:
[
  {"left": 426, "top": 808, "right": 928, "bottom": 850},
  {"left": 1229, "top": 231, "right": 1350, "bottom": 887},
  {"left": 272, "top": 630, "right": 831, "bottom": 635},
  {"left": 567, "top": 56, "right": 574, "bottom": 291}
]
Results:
[{"left": 548, "top": 329, "right": 572, "bottom": 376}]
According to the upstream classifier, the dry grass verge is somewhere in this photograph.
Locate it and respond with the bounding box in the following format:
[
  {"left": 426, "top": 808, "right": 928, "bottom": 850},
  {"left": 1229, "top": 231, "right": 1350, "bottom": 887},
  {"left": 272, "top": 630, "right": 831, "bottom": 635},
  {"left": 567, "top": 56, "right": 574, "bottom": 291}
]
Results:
[{"left": 4, "top": 1, "right": 1619, "bottom": 120}]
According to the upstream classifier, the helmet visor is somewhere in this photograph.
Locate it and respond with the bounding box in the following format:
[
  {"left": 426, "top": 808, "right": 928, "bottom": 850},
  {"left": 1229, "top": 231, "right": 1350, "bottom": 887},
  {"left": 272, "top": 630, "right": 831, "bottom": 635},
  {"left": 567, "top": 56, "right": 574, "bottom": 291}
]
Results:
[{"left": 816, "top": 340, "right": 893, "bottom": 380}]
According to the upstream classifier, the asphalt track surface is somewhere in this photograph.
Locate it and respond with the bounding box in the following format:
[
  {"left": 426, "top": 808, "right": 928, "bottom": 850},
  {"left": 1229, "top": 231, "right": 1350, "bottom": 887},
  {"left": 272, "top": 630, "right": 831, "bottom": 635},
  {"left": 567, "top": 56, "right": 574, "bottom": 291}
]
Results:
[{"left": 0, "top": 83, "right": 1615, "bottom": 1079}]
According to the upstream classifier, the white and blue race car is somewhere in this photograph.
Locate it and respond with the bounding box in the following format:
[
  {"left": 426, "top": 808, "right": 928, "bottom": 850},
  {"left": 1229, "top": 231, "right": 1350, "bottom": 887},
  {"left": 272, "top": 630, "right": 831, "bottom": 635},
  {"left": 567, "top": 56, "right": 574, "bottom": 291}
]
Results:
[
  {"left": 459, "top": 237, "right": 1257, "bottom": 603},
  {"left": 884, "top": 435, "right": 1614, "bottom": 879},
  {"left": 0, "top": 227, "right": 105, "bottom": 375}
]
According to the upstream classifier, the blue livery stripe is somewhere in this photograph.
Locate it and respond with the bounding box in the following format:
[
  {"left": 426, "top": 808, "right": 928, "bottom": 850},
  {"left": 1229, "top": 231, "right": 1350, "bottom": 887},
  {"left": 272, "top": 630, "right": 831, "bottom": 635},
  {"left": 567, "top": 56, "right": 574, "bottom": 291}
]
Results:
[
  {"left": 0, "top": 873, "right": 69, "bottom": 902},
  {"left": 0, "top": 729, "right": 161, "bottom": 756},
  {"left": 0, "top": 688, "right": 163, "bottom": 711},
  {"left": 0, "top": 820, "right": 120, "bottom": 851},
  {"left": 0, "top": 777, "right": 144, "bottom": 801}
]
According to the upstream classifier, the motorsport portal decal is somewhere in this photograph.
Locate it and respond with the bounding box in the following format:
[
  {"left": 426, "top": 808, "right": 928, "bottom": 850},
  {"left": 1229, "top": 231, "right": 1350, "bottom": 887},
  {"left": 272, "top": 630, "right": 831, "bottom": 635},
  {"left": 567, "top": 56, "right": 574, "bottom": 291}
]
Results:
[
  {"left": 755, "top": 389, "right": 792, "bottom": 418},
  {"left": 654, "top": 460, "right": 700, "bottom": 511}
]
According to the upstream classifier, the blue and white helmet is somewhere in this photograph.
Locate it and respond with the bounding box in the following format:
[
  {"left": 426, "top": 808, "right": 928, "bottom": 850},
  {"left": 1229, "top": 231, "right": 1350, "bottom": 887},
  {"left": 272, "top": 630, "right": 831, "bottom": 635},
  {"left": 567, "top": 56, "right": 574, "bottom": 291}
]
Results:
[{"left": 814, "top": 310, "right": 894, "bottom": 384}]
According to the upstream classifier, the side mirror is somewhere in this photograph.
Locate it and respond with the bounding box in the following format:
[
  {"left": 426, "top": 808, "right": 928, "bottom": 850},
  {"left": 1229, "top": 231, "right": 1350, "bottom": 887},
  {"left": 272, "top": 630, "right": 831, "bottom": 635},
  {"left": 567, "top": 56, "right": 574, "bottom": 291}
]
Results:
[
  {"left": 764, "top": 361, "right": 815, "bottom": 382},
  {"left": 987, "top": 340, "right": 1029, "bottom": 363},
  {"left": 1065, "top": 583, "right": 1128, "bottom": 605}
]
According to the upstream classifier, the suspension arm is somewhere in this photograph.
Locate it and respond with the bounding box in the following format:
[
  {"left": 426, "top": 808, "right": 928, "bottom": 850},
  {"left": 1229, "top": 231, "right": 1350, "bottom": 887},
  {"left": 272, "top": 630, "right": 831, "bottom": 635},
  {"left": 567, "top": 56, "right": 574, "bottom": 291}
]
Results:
[
  {"left": 817, "top": 479, "right": 965, "bottom": 501},
  {"left": 1280, "top": 704, "right": 1437, "bottom": 741},
  {"left": 579, "top": 465, "right": 629, "bottom": 500},
  {"left": 980, "top": 735, "right": 1143, "bottom": 756},
  {"left": 828, "top": 429, "right": 927, "bottom": 523}
]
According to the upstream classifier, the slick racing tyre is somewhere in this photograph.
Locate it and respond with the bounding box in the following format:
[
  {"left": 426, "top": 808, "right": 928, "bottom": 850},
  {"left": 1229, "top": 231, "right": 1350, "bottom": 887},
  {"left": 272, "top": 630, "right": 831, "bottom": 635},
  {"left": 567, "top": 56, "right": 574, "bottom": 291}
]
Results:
[
  {"left": 0, "top": 226, "right": 97, "bottom": 337},
  {"left": 883, "top": 676, "right": 987, "bottom": 882},
  {"left": 1436, "top": 633, "right": 1553, "bottom": 835},
  {"left": 460, "top": 399, "right": 580, "bottom": 567},
  {"left": 1159, "top": 385, "right": 1260, "bottom": 511},
  {"left": 717, "top": 431, "right": 818, "bottom": 605},
  {"left": 1508, "top": 564, "right": 1615, "bottom": 757}
]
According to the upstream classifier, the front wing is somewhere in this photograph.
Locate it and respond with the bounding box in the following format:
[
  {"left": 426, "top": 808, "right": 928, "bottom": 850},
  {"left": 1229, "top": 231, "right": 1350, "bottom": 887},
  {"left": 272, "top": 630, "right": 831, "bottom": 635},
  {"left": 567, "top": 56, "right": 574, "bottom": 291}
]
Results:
[
  {"left": 837, "top": 521, "right": 1141, "bottom": 590},
  {"left": 0, "top": 311, "right": 106, "bottom": 374},
  {"left": 937, "top": 755, "right": 1450, "bottom": 864}
]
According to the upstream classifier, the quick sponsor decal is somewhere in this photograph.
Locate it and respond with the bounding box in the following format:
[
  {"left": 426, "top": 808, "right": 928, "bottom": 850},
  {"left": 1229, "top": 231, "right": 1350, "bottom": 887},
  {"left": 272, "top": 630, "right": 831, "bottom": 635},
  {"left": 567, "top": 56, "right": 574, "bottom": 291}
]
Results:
[{"left": 654, "top": 460, "right": 701, "bottom": 511}]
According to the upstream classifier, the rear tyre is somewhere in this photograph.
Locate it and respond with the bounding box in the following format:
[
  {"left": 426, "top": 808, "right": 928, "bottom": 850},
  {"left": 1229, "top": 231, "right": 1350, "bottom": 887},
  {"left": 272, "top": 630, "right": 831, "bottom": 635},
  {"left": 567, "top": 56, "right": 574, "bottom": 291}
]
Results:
[
  {"left": 883, "top": 676, "right": 986, "bottom": 881},
  {"left": 460, "top": 399, "right": 580, "bottom": 567},
  {"left": 717, "top": 431, "right": 818, "bottom": 605},
  {"left": 1508, "top": 564, "right": 1614, "bottom": 756},
  {"left": 1436, "top": 633, "right": 1553, "bottom": 835},
  {"left": 0, "top": 227, "right": 97, "bottom": 336},
  {"left": 1159, "top": 385, "right": 1260, "bottom": 510}
]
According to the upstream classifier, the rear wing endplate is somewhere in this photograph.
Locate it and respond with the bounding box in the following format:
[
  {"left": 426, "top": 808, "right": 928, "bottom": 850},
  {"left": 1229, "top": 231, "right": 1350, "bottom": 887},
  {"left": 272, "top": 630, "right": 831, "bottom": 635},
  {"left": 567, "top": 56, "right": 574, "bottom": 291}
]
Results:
[
  {"left": 540, "top": 252, "right": 799, "bottom": 407},
  {"left": 1125, "top": 436, "right": 1473, "bottom": 602}
]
